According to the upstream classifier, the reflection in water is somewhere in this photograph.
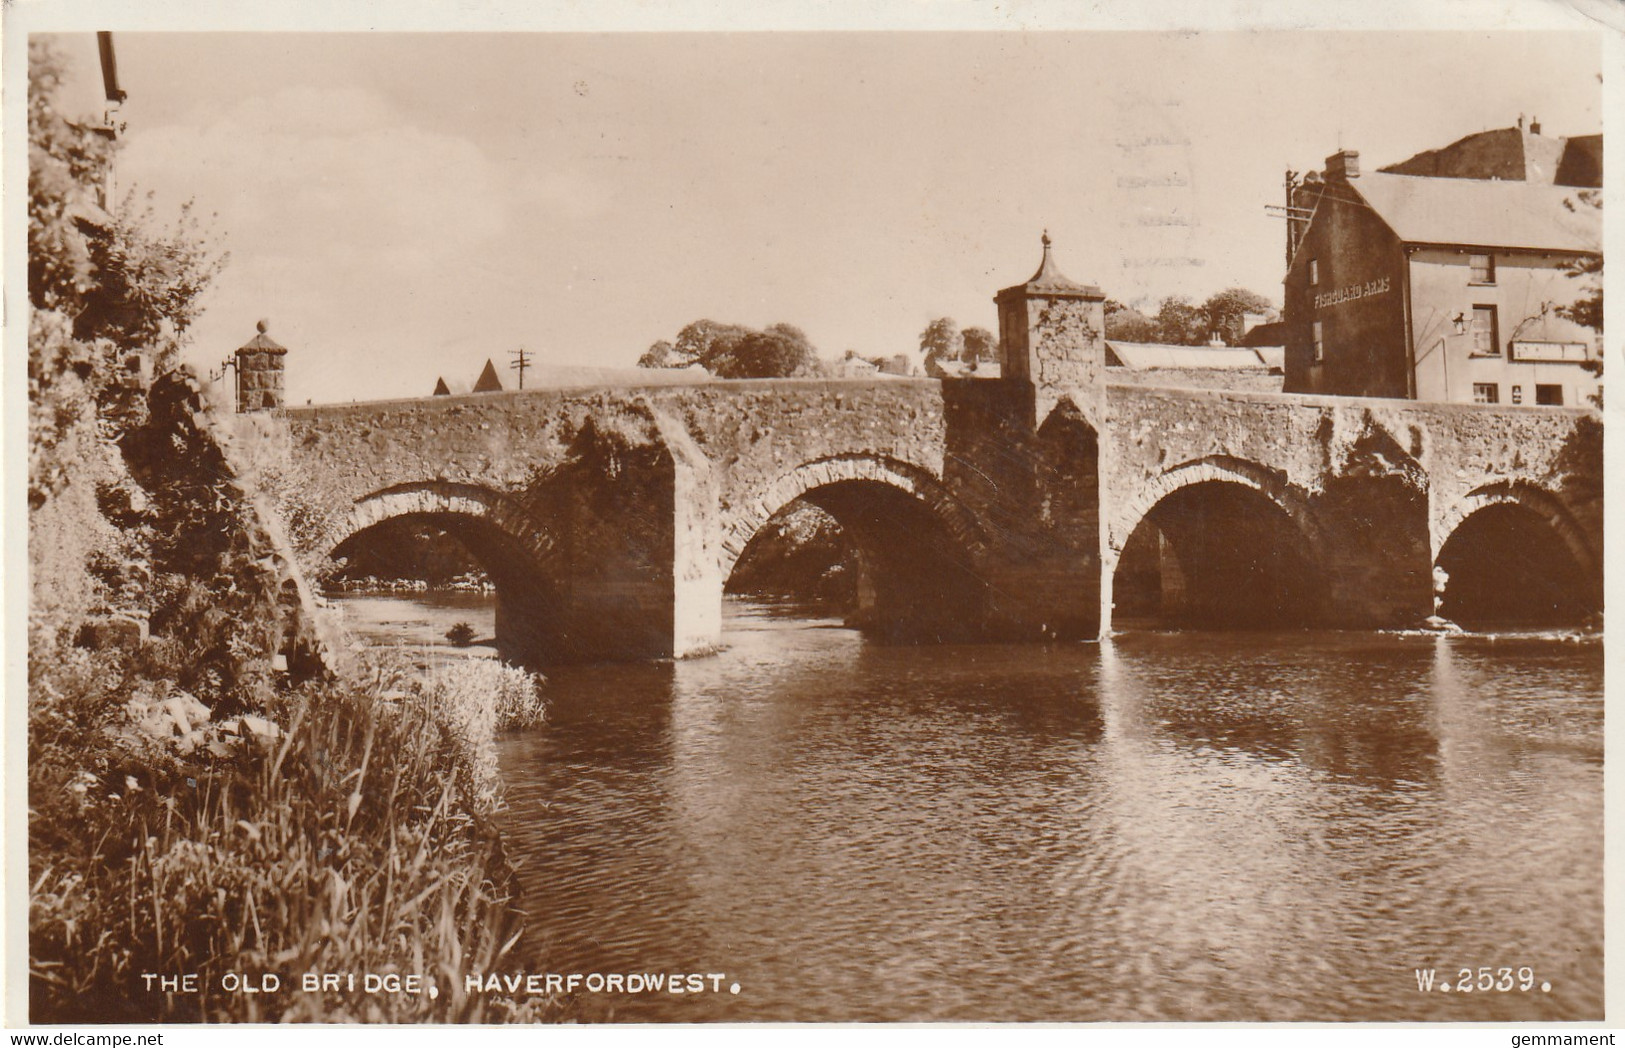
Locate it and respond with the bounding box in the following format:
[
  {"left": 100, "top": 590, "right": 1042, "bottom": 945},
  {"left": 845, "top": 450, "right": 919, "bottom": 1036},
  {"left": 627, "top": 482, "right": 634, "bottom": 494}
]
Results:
[{"left": 338, "top": 595, "right": 1602, "bottom": 1022}]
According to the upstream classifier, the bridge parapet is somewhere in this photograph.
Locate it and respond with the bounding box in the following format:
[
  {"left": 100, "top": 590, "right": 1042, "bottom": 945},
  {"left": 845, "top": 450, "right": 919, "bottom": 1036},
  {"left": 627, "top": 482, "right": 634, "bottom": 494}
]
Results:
[{"left": 263, "top": 354, "right": 1602, "bottom": 662}]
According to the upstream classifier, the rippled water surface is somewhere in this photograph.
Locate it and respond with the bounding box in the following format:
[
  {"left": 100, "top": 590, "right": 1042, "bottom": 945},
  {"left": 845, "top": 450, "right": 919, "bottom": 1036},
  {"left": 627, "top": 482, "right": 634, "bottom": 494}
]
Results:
[{"left": 335, "top": 594, "right": 1603, "bottom": 1022}]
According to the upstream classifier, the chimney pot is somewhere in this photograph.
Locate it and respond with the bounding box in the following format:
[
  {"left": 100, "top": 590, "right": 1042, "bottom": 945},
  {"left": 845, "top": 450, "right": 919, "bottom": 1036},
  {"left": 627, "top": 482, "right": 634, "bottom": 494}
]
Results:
[{"left": 1530, "top": 116, "right": 1541, "bottom": 136}]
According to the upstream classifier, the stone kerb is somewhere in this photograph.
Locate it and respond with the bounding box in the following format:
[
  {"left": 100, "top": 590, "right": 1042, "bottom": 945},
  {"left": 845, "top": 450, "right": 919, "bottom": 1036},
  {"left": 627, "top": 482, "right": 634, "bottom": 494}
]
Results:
[
  {"left": 1430, "top": 479, "right": 1599, "bottom": 579},
  {"left": 718, "top": 454, "right": 990, "bottom": 579}
]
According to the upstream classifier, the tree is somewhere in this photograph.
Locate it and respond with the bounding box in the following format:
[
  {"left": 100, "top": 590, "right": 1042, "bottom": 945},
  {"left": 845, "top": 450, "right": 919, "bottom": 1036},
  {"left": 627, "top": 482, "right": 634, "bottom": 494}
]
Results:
[
  {"left": 636, "top": 318, "right": 820, "bottom": 378},
  {"left": 636, "top": 339, "right": 675, "bottom": 368},
  {"left": 1104, "top": 299, "right": 1158, "bottom": 342},
  {"left": 1556, "top": 191, "right": 1603, "bottom": 407},
  {"left": 962, "top": 326, "right": 998, "bottom": 368},
  {"left": 1558, "top": 190, "right": 1602, "bottom": 336},
  {"left": 1153, "top": 296, "right": 1207, "bottom": 345},
  {"left": 29, "top": 38, "right": 225, "bottom": 361},
  {"left": 707, "top": 323, "right": 822, "bottom": 378},
  {"left": 919, "top": 317, "right": 963, "bottom": 377},
  {"left": 1201, "top": 287, "right": 1276, "bottom": 346}
]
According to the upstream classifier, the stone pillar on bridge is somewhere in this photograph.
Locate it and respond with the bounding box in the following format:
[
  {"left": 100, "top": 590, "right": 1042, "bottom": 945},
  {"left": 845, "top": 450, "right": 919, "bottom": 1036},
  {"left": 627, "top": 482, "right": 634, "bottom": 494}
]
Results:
[
  {"left": 995, "top": 232, "right": 1107, "bottom": 427},
  {"left": 235, "top": 319, "right": 288, "bottom": 413},
  {"left": 943, "top": 233, "right": 1109, "bottom": 640}
]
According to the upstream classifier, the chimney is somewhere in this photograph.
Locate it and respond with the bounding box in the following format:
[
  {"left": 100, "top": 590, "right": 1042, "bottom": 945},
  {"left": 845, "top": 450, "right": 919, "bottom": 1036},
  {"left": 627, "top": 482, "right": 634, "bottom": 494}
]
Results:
[
  {"left": 1530, "top": 116, "right": 1541, "bottom": 136},
  {"left": 1325, "top": 149, "right": 1360, "bottom": 181}
]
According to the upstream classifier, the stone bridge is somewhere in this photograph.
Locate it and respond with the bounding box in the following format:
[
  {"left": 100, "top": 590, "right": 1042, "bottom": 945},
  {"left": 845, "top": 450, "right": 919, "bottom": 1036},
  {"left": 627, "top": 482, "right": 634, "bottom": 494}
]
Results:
[{"left": 265, "top": 245, "right": 1602, "bottom": 665}]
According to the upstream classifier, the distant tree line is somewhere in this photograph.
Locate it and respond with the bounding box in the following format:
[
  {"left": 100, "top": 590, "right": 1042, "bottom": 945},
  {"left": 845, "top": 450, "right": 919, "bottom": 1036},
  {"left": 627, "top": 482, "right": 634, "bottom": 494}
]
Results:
[
  {"left": 637, "top": 319, "right": 823, "bottom": 378},
  {"left": 1104, "top": 287, "right": 1277, "bottom": 346},
  {"left": 638, "top": 286, "right": 1278, "bottom": 381}
]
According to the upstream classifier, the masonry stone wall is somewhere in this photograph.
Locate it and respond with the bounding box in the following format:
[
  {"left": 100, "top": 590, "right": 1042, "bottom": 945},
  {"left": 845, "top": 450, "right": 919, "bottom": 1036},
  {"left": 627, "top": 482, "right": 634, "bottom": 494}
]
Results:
[
  {"left": 1099, "top": 384, "right": 1601, "bottom": 629},
  {"left": 1105, "top": 369, "right": 1283, "bottom": 394},
  {"left": 270, "top": 370, "right": 1602, "bottom": 662},
  {"left": 274, "top": 380, "right": 959, "bottom": 662}
]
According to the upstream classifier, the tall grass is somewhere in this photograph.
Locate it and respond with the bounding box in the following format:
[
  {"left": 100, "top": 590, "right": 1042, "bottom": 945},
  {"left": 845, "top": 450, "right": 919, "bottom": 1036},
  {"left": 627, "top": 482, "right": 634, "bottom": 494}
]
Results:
[{"left": 29, "top": 650, "right": 557, "bottom": 1022}]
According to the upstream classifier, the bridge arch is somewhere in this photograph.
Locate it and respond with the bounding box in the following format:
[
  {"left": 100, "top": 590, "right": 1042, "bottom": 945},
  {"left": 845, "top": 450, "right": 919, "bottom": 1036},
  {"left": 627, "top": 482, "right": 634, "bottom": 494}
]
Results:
[
  {"left": 323, "top": 481, "right": 568, "bottom": 666},
  {"left": 721, "top": 454, "right": 993, "bottom": 641},
  {"left": 1107, "top": 456, "right": 1326, "bottom": 629},
  {"left": 323, "top": 481, "right": 561, "bottom": 573},
  {"left": 720, "top": 454, "right": 990, "bottom": 577},
  {"left": 1433, "top": 481, "right": 1600, "bottom": 627}
]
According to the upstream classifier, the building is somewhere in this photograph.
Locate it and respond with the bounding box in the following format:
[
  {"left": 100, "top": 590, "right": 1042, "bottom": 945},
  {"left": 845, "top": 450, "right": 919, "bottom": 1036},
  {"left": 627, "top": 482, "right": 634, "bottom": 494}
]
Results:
[{"left": 1282, "top": 145, "right": 1601, "bottom": 407}]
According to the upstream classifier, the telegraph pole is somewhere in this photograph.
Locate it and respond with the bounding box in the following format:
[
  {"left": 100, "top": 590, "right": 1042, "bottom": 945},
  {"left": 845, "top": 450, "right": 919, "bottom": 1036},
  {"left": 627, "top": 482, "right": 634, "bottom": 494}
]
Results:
[{"left": 509, "top": 346, "right": 533, "bottom": 390}]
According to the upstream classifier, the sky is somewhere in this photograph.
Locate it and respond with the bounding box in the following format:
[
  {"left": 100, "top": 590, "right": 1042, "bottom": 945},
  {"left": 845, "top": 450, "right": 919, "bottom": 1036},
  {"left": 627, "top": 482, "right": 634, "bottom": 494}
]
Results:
[{"left": 36, "top": 30, "right": 1604, "bottom": 405}]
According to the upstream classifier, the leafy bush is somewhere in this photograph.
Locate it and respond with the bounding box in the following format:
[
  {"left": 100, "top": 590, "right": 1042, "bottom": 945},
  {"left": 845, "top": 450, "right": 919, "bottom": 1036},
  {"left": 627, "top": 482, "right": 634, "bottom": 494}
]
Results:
[{"left": 445, "top": 622, "right": 477, "bottom": 647}]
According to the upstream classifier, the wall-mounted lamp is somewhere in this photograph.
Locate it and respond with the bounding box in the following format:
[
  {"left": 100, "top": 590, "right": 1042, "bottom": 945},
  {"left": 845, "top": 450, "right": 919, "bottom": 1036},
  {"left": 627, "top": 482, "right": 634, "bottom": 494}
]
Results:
[{"left": 1451, "top": 312, "right": 1467, "bottom": 335}]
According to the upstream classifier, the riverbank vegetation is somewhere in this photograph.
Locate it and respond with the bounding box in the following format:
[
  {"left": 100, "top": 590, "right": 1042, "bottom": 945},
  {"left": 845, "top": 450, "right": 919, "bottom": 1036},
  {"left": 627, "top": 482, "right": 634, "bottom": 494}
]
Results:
[
  {"left": 27, "top": 37, "right": 554, "bottom": 1023},
  {"left": 29, "top": 647, "right": 551, "bottom": 1022}
]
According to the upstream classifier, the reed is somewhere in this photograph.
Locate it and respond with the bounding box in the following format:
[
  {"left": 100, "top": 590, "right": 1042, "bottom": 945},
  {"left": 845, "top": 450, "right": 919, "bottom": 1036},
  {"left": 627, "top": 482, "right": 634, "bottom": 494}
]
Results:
[{"left": 28, "top": 650, "right": 559, "bottom": 1023}]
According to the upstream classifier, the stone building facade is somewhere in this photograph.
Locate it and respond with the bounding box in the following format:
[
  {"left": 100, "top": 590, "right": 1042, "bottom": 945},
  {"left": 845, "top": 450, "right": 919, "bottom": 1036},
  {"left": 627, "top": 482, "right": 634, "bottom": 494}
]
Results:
[{"left": 1282, "top": 147, "right": 1600, "bottom": 407}]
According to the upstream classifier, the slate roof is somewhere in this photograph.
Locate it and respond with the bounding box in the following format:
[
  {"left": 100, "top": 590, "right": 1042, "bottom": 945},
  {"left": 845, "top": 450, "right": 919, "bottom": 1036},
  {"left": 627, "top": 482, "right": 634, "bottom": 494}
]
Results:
[
  {"left": 1349, "top": 172, "right": 1599, "bottom": 254},
  {"left": 472, "top": 359, "right": 504, "bottom": 393},
  {"left": 1105, "top": 341, "right": 1277, "bottom": 370}
]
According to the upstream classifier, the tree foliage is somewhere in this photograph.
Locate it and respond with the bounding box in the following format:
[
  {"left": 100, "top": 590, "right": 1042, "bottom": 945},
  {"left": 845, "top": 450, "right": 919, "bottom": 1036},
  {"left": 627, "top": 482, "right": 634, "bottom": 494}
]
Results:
[
  {"left": 1104, "top": 299, "right": 1158, "bottom": 342},
  {"left": 637, "top": 319, "right": 822, "bottom": 378},
  {"left": 29, "top": 38, "right": 227, "bottom": 370},
  {"left": 1201, "top": 287, "right": 1276, "bottom": 345},
  {"left": 1153, "top": 296, "right": 1207, "bottom": 345},
  {"left": 1104, "top": 288, "right": 1276, "bottom": 346},
  {"left": 1558, "top": 190, "right": 1602, "bottom": 336},
  {"left": 919, "top": 317, "right": 963, "bottom": 377},
  {"left": 636, "top": 339, "right": 675, "bottom": 368},
  {"left": 962, "top": 326, "right": 998, "bottom": 367}
]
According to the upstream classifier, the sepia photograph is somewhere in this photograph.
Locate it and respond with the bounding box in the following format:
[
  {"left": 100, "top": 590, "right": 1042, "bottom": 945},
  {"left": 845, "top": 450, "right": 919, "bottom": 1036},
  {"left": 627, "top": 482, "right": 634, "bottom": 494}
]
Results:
[{"left": 8, "top": 5, "right": 1610, "bottom": 1030}]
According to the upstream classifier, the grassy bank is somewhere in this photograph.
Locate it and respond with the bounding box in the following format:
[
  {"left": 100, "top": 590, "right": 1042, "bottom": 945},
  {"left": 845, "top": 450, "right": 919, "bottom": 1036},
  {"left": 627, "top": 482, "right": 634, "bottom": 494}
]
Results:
[{"left": 29, "top": 647, "right": 552, "bottom": 1022}]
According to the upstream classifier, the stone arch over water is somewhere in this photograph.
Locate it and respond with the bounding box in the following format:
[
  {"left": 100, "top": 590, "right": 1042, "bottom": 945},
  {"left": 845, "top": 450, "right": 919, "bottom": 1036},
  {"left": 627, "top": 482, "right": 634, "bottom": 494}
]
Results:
[
  {"left": 721, "top": 455, "right": 993, "bottom": 642},
  {"left": 326, "top": 481, "right": 569, "bottom": 665},
  {"left": 1433, "top": 481, "right": 1599, "bottom": 628},
  {"left": 1108, "top": 456, "right": 1326, "bottom": 629}
]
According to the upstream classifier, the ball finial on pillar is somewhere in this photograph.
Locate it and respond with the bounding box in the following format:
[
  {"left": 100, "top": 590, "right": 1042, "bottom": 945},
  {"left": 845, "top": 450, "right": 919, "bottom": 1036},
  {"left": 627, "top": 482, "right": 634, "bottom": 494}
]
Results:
[{"left": 235, "top": 318, "right": 288, "bottom": 412}]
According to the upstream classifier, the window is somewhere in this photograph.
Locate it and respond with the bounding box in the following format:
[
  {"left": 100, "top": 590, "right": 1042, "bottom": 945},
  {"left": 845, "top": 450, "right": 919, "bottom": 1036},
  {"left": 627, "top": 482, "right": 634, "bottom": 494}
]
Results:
[
  {"left": 1312, "top": 321, "right": 1324, "bottom": 362},
  {"left": 1536, "top": 384, "right": 1564, "bottom": 406},
  {"left": 1472, "top": 382, "right": 1499, "bottom": 404},
  {"left": 1511, "top": 385, "right": 1523, "bottom": 404},
  {"left": 1469, "top": 254, "right": 1495, "bottom": 284},
  {"left": 1309, "top": 258, "right": 1320, "bottom": 286},
  {"left": 1471, "top": 305, "right": 1499, "bottom": 356}
]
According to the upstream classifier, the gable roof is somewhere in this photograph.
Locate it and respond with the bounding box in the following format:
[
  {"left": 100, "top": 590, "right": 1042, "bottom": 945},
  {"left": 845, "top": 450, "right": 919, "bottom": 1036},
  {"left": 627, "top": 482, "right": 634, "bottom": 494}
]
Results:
[
  {"left": 1349, "top": 172, "right": 1599, "bottom": 254},
  {"left": 1380, "top": 126, "right": 1601, "bottom": 188},
  {"left": 472, "top": 358, "right": 504, "bottom": 393}
]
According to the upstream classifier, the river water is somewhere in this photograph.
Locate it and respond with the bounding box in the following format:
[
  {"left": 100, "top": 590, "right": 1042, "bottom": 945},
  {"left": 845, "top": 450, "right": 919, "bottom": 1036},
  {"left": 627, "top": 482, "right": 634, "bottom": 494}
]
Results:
[{"left": 330, "top": 592, "right": 1603, "bottom": 1023}]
